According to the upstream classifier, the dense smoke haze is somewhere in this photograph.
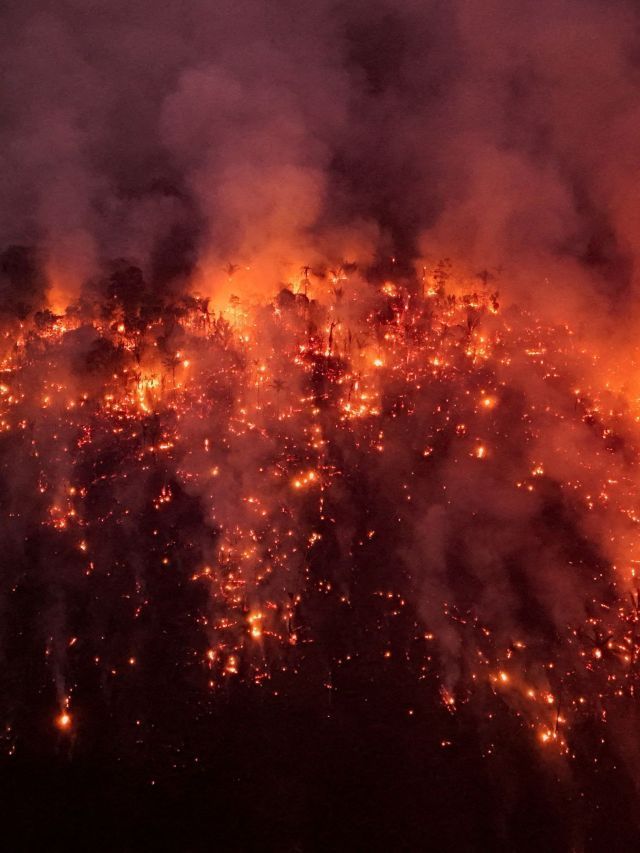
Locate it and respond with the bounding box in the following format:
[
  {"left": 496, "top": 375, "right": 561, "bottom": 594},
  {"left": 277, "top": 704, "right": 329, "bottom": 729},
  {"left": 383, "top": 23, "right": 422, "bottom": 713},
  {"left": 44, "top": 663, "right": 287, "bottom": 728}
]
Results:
[
  {"left": 4, "top": 0, "right": 640, "bottom": 309},
  {"left": 3, "top": 1, "right": 640, "bottom": 850}
]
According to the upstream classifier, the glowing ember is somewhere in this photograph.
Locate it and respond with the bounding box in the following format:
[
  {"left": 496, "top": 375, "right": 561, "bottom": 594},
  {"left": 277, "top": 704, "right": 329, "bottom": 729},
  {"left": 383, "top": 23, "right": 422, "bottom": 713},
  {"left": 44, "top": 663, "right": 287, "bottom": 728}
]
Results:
[{"left": 56, "top": 711, "right": 71, "bottom": 731}]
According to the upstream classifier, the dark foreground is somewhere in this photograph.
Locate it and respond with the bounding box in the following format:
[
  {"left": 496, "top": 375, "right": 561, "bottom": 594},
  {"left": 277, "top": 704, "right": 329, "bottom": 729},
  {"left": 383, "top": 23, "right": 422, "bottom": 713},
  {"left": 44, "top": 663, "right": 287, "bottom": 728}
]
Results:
[{"left": 2, "top": 666, "right": 638, "bottom": 853}]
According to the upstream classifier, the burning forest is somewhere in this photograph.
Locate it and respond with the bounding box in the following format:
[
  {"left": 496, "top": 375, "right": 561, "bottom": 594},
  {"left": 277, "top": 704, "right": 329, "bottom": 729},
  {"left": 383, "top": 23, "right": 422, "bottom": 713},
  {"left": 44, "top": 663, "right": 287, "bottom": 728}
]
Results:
[
  {"left": 2, "top": 253, "right": 640, "bottom": 846},
  {"left": 4, "top": 0, "right": 640, "bottom": 848}
]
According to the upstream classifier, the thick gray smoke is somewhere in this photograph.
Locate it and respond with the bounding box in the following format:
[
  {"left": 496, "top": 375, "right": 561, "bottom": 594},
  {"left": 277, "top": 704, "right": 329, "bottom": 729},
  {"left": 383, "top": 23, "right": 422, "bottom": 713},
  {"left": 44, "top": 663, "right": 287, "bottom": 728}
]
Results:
[{"left": 3, "top": 0, "right": 640, "bottom": 316}]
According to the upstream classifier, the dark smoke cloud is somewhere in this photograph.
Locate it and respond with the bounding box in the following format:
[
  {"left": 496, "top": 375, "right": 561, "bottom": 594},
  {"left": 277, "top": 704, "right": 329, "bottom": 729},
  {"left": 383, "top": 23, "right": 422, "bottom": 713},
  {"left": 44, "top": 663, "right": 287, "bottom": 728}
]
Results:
[{"left": 3, "top": 0, "right": 640, "bottom": 315}]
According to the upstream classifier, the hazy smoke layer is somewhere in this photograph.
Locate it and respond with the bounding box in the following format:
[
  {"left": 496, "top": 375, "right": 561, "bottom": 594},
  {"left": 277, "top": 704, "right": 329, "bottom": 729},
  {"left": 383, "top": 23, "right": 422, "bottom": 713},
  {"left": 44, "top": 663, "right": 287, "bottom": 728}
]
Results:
[{"left": 3, "top": 0, "right": 640, "bottom": 312}]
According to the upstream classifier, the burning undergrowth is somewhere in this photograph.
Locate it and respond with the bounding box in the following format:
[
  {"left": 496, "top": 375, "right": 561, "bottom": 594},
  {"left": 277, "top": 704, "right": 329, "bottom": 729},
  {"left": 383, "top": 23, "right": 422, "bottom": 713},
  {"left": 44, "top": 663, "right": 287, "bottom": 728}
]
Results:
[{"left": 1, "top": 251, "right": 640, "bottom": 799}]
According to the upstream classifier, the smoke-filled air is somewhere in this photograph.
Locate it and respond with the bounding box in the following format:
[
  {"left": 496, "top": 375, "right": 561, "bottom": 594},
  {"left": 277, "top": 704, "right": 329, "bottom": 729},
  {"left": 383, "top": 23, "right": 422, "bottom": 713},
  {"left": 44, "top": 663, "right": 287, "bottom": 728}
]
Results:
[{"left": 3, "top": 1, "right": 640, "bottom": 848}]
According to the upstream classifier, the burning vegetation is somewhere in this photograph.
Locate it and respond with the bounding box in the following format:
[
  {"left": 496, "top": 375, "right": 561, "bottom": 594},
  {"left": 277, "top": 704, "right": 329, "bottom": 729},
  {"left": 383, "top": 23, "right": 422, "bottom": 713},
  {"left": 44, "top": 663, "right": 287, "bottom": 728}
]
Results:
[{"left": 2, "top": 249, "right": 640, "bottom": 786}]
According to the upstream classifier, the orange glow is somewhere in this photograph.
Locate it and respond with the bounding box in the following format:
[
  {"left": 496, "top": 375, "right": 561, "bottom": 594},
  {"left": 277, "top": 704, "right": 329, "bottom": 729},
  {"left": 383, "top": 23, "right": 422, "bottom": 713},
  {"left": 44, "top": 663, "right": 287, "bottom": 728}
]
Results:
[{"left": 56, "top": 711, "right": 72, "bottom": 731}]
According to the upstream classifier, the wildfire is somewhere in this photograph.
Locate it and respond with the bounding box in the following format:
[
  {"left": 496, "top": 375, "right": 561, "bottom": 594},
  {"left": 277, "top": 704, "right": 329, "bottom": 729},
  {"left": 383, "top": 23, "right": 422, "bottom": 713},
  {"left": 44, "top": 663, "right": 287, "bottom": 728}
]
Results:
[{"left": 1, "top": 257, "right": 640, "bottom": 769}]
